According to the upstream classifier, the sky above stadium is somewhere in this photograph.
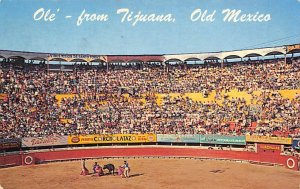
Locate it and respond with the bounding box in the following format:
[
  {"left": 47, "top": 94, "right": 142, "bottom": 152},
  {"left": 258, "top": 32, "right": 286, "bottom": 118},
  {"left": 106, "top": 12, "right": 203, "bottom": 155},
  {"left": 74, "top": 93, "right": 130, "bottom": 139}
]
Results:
[{"left": 0, "top": 0, "right": 299, "bottom": 55}]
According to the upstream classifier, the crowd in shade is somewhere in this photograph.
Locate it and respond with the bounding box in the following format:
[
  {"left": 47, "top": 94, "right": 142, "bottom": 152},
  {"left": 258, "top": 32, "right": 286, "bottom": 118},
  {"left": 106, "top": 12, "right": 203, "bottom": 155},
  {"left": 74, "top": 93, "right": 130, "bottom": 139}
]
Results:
[{"left": 0, "top": 58, "right": 299, "bottom": 139}]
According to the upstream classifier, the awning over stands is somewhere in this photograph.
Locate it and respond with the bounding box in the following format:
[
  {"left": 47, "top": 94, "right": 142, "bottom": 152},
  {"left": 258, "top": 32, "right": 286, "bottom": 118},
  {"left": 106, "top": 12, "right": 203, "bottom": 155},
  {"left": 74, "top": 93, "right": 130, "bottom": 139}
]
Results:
[
  {"left": 164, "top": 46, "right": 287, "bottom": 62},
  {"left": 0, "top": 50, "right": 48, "bottom": 60},
  {"left": 0, "top": 44, "right": 299, "bottom": 63}
]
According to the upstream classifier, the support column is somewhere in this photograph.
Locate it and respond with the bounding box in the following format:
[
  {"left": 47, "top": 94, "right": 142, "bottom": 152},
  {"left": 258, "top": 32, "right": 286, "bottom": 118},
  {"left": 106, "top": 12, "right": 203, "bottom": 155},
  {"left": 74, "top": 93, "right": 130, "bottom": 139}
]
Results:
[
  {"left": 284, "top": 54, "right": 287, "bottom": 68},
  {"left": 47, "top": 59, "right": 49, "bottom": 74},
  {"left": 221, "top": 59, "right": 224, "bottom": 69},
  {"left": 284, "top": 46, "right": 287, "bottom": 66}
]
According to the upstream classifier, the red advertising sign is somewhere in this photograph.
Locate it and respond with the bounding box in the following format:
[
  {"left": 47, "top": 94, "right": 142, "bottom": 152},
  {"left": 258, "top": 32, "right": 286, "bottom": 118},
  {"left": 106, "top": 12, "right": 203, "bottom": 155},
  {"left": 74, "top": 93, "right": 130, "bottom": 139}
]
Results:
[{"left": 257, "top": 143, "right": 282, "bottom": 154}]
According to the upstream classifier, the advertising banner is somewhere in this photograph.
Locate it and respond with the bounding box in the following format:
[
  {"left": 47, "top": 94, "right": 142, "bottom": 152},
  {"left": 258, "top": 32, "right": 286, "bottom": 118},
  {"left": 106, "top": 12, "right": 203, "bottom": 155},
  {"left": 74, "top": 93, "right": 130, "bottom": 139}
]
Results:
[
  {"left": 287, "top": 44, "right": 300, "bottom": 52},
  {"left": 22, "top": 136, "right": 68, "bottom": 147},
  {"left": 292, "top": 139, "right": 300, "bottom": 150},
  {"left": 0, "top": 138, "right": 20, "bottom": 150},
  {"left": 200, "top": 135, "right": 246, "bottom": 145},
  {"left": 245, "top": 135, "right": 292, "bottom": 145},
  {"left": 257, "top": 143, "right": 282, "bottom": 154},
  {"left": 157, "top": 134, "right": 200, "bottom": 143},
  {"left": 48, "top": 54, "right": 106, "bottom": 62},
  {"left": 0, "top": 94, "right": 8, "bottom": 102},
  {"left": 68, "top": 134, "right": 157, "bottom": 144}
]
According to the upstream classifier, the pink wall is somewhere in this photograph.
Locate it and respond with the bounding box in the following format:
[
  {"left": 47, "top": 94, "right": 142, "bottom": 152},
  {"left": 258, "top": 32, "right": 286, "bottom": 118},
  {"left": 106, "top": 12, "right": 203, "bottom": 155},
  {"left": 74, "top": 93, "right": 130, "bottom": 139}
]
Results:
[{"left": 1, "top": 147, "right": 299, "bottom": 171}]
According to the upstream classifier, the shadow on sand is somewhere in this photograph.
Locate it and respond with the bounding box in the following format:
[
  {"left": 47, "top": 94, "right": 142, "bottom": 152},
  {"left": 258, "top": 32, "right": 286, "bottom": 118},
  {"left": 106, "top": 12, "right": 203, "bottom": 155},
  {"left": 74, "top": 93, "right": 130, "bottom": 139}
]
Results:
[
  {"left": 209, "top": 169, "right": 225, "bottom": 174},
  {"left": 129, "top": 173, "right": 144, "bottom": 178},
  {"left": 90, "top": 172, "right": 144, "bottom": 178}
]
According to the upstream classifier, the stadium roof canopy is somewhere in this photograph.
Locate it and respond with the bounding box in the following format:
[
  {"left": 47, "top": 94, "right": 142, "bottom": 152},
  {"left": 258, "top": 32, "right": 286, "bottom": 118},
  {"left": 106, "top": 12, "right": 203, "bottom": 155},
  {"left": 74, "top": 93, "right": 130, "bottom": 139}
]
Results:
[
  {"left": 0, "top": 50, "right": 48, "bottom": 60},
  {"left": 163, "top": 46, "right": 288, "bottom": 62},
  {"left": 0, "top": 44, "right": 299, "bottom": 63}
]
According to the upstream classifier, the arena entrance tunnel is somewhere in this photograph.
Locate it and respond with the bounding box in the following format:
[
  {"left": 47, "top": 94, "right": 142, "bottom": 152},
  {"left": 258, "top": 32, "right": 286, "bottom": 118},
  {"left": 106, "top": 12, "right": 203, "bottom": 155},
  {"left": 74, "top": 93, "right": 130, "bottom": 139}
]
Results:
[{"left": 1, "top": 146, "right": 299, "bottom": 171}]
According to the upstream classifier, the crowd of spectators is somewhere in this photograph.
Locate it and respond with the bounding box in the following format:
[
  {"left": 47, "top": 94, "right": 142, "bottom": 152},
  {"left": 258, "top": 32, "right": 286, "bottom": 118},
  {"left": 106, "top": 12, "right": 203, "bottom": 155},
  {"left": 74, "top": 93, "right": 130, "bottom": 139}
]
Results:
[{"left": 0, "top": 58, "right": 299, "bottom": 139}]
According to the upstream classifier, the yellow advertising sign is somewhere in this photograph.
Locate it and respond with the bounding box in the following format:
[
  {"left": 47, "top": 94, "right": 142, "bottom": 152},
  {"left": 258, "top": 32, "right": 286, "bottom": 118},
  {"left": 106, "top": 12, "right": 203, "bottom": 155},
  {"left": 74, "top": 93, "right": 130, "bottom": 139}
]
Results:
[
  {"left": 68, "top": 134, "right": 157, "bottom": 144},
  {"left": 246, "top": 135, "right": 292, "bottom": 145},
  {"left": 286, "top": 44, "right": 300, "bottom": 52}
]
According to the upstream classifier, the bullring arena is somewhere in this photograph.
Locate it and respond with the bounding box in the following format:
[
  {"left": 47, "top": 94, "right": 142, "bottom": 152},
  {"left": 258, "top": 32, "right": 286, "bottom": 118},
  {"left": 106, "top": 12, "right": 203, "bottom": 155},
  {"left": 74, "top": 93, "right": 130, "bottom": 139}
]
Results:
[
  {"left": 0, "top": 146, "right": 300, "bottom": 189},
  {"left": 1, "top": 44, "right": 300, "bottom": 188}
]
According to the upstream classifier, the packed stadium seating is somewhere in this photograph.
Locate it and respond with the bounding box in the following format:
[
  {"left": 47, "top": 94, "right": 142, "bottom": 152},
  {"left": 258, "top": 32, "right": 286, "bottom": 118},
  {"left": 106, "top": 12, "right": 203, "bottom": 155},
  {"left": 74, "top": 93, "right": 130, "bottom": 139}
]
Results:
[{"left": 0, "top": 57, "right": 299, "bottom": 139}]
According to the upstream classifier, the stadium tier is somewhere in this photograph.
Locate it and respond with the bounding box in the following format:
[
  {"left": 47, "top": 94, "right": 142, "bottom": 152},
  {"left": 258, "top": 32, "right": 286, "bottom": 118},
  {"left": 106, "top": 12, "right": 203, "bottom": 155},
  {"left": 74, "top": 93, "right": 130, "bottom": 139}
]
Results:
[{"left": 0, "top": 44, "right": 299, "bottom": 143}]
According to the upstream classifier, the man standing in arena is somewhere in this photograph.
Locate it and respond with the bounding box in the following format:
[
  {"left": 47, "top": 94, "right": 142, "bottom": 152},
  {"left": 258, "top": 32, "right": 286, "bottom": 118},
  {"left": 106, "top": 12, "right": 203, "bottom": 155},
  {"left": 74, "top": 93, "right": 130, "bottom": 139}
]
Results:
[
  {"left": 93, "top": 162, "right": 100, "bottom": 173},
  {"left": 122, "top": 161, "right": 130, "bottom": 178},
  {"left": 80, "top": 159, "right": 89, "bottom": 176}
]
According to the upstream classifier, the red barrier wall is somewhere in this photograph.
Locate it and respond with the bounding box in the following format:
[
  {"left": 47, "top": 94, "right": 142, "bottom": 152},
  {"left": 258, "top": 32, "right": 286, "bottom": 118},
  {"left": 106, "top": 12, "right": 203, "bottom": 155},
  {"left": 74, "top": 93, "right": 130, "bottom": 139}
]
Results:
[
  {"left": 0, "top": 153, "right": 22, "bottom": 167},
  {"left": 1, "top": 147, "right": 299, "bottom": 171}
]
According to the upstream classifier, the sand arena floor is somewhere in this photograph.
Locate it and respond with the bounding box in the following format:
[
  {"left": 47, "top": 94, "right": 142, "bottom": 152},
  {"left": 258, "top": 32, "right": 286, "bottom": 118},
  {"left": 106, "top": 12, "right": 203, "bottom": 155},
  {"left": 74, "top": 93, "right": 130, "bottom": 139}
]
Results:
[{"left": 0, "top": 158, "right": 300, "bottom": 189}]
